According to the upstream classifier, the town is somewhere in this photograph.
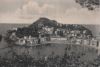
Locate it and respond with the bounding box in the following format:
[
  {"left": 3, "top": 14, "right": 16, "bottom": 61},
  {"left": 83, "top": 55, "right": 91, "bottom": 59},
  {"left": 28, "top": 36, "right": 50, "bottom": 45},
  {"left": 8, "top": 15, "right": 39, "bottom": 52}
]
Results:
[{"left": 7, "top": 18, "right": 99, "bottom": 50}]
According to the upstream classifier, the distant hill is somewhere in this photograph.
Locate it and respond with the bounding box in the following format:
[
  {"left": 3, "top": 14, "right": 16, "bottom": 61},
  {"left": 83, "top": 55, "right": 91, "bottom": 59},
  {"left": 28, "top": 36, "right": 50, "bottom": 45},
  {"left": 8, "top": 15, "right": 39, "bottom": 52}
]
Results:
[
  {"left": 4, "top": 17, "right": 93, "bottom": 38},
  {"left": 28, "top": 17, "right": 93, "bottom": 35},
  {"left": 29, "top": 17, "right": 92, "bottom": 29},
  {"left": 29, "top": 17, "right": 58, "bottom": 28}
]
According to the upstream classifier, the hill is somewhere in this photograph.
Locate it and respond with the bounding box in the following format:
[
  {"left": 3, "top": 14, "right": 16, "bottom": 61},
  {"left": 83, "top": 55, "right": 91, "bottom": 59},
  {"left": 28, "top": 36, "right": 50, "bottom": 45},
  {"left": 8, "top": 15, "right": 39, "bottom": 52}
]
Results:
[
  {"left": 29, "top": 17, "right": 58, "bottom": 28},
  {"left": 13, "top": 17, "right": 93, "bottom": 38}
]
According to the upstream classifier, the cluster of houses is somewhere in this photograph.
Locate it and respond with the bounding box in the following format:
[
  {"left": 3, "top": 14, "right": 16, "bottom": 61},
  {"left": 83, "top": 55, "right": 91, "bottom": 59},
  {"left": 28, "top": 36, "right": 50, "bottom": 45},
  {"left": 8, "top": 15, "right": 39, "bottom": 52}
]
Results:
[{"left": 9, "top": 26, "right": 100, "bottom": 50}]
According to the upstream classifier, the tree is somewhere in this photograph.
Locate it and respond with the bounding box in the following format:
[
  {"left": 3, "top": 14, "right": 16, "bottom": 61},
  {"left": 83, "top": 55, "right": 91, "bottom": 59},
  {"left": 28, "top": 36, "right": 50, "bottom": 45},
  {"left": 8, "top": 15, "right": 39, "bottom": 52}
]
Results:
[{"left": 75, "top": 0, "right": 100, "bottom": 10}]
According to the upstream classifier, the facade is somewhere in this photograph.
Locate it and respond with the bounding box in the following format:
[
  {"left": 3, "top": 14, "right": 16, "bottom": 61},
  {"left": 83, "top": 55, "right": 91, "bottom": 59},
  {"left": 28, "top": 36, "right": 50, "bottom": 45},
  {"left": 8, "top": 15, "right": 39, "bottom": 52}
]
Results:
[{"left": 15, "top": 36, "right": 38, "bottom": 46}]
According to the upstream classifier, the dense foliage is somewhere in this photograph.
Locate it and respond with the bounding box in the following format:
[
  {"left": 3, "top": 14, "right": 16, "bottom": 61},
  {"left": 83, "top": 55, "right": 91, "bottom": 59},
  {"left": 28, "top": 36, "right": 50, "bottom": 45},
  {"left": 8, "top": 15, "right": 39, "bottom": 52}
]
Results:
[
  {"left": 0, "top": 44, "right": 98, "bottom": 67},
  {"left": 75, "top": 0, "right": 100, "bottom": 10}
]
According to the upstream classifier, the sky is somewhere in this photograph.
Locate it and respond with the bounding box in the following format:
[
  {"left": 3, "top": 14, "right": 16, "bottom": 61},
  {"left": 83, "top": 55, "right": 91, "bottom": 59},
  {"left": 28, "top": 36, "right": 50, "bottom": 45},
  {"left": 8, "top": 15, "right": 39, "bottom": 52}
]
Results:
[{"left": 0, "top": 0, "right": 100, "bottom": 24}]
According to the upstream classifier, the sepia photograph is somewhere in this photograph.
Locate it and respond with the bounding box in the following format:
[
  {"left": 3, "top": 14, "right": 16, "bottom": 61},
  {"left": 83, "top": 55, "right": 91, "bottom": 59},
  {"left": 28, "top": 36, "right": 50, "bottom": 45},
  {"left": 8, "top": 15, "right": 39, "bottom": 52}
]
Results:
[{"left": 0, "top": 0, "right": 100, "bottom": 67}]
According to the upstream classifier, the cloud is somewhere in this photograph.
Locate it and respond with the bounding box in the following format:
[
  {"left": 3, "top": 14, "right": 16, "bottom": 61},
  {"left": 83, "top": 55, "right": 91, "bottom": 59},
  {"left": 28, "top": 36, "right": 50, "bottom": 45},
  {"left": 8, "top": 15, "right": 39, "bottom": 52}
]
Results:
[
  {"left": 0, "top": 0, "right": 26, "bottom": 13},
  {"left": 0, "top": 0, "right": 54, "bottom": 23},
  {"left": 15, "top": 0, "right": 53, "bottom": 19},
  {"left": 0, "top": 0, "right": 100, "bottom": 24}
]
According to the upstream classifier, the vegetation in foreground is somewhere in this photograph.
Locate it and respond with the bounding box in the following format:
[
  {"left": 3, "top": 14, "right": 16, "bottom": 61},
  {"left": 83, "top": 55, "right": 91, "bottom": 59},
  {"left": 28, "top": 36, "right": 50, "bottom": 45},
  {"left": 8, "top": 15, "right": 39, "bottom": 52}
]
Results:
[{"left": 0, "top": 43, "right": 99, "bottom": 67}]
